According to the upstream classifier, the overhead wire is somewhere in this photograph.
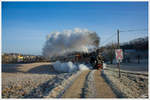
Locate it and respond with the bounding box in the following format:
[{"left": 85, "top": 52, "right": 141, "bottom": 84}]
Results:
[
  {"left": 100, "top": 33, "right": 116, "bottom": 46},
  {"left": 120, "top": 29, "right": 147, "bottom": 32},
  {"left": 100, "top": 28, "right": 148, "bottom": 47}
]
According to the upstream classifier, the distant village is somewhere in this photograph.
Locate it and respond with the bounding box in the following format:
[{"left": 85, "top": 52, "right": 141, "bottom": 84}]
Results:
[{"left": 2, "top": 53, "right": 48, "bottom": 64}]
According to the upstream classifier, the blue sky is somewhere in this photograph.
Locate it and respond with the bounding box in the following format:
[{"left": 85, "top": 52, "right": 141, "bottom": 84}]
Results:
[{"left": 2, "top": 2, "right": 148, "bottom": 55}]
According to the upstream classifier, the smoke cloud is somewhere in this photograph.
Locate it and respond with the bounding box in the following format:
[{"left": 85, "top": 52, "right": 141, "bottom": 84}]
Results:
[{"left": 43, "top": 28, "right": 100, "bottom": 58}]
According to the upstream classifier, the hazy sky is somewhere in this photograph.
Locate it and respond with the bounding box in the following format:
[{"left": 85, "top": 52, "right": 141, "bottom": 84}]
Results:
[{"left": 2, "top": 2, "right": 148, "bottom": 55}]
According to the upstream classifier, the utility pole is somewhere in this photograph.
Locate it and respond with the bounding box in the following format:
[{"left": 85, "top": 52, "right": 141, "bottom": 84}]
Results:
[{"left": 117, "top": 29, "right": 121, "bottom": 78}]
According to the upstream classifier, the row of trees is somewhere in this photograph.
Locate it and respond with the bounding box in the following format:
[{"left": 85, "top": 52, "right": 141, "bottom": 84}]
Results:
[
  {"left": 120, "top": 36, "right": 148, "bottom": 50},
  {"left": 100, "top": 43, "right": 117, "bottom": 64}
]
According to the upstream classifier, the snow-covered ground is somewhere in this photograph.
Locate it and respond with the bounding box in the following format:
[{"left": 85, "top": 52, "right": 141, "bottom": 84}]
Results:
[
  {"left": 2, "top": 62, "right": 90, "bottom": 98},
  {"left": 107, "top": 59, "right": 148, "bottom": 73},
  {"left": 83, "top": 70, "right": 96, "bottom": 98},
  {"left": 102, "top": 67, "right": 148, "bottom": 98},
  {"left": 2, "top": 62, "right": 148, "bottom": 98}
]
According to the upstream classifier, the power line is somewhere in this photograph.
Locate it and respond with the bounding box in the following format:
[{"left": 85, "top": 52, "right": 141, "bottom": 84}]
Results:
[
  {"left": 120, "top": 29, "right": 147, "bottom": 32},
  {"left": 100, "top": 28, "right": 148, "bottom": 46},
  {"left": 100, "top": 33, "right": 116, "bottom": 46}
]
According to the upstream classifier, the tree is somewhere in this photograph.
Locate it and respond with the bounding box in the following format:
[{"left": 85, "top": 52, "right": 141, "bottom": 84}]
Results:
[{"left": 102, "top": 42, "right": 117, "bottom": 64}]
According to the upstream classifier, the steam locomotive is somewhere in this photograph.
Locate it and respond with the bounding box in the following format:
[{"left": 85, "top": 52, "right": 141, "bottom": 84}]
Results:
[{"left": 52, "top": 50, "right": 104, "bottom": 70}]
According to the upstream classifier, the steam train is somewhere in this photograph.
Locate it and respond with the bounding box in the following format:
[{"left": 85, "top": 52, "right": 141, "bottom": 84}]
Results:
[{"left": 53, "top": 50, "right": 104, "bottom": 70}]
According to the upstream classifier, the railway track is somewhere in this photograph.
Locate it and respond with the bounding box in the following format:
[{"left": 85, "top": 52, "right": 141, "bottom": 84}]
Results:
[{"left": 105, "top": 68, "right": 148, "bottom": 77}]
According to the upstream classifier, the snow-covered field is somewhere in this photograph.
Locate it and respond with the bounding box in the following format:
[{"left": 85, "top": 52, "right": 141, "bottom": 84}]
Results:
[
  {"left": 102, "top": 67, "right": 148, "bottom": 98},
  {"left": 2, "top": 62, "right": 89, "bottom": 98},
  {"left": 2, "top": 62, "right": 148, "bottom": 98}
]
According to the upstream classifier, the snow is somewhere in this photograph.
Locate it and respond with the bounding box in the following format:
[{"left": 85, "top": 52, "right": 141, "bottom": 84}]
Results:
[
  {"left": 107, "top": 59, "right": 148, "bottom": 73},
  {"left": 83, "top": 70, "right": 96, "bottom": 97},
  {"left": 103, "top": 63, "right": 107, "bottom": 69},
  {"left": 53, "top": 61, "right": 90, "bottom": 73},
  {"left": 53, "top": 61, "right": 77, "bottom": 73},
  {"left": 78, "top": 64, "right": 90, "bottom": 71},
  {"left": 103, "top": 67, "right": 148, "bottom": 98}
]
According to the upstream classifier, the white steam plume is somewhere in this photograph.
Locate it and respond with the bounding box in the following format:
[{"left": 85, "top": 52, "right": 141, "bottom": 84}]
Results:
[
  {"left": 43, "top": 28, "right": 100, "bottom": 58},
  {"left": 53, "top": 61, "right": 90, "bottom": 73}
]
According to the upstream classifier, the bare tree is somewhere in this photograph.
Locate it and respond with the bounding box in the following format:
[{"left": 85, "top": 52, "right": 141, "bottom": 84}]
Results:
[{"left": 102, "top": 42, "right": 117, "bottom": 64}]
